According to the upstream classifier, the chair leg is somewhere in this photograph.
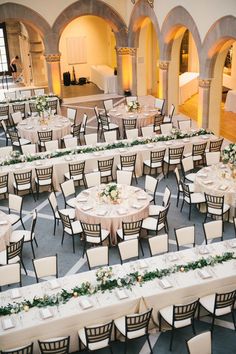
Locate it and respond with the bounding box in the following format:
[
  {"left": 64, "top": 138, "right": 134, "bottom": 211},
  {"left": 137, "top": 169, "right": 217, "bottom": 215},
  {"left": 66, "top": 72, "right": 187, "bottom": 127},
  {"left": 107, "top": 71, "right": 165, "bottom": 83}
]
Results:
[
  {"left": 211, "top": 315, "right": 216, "bottom": 331},
  {"left": 34, "top": 238, "right": 38, "bottom": 247},
  {"left": 21, "top": 260, "right": 27, "bottom": 275},
  {"left": 232, "top": 311, "right": 236, "bottom": 330},
  {"left": 192, "top": 319, "right": 196, "bottom": 335},
  {"left": 72, "top": 234, "right": 75, "bottom": 253},
  {"left": 31, "top": 242, "right": 35, "bottom": 259},
  {"left": 180, "top": 198, "right": 185, "bottom": 212},
  {"left": 20, "top": 218, "right": 25, "bottom": 230},
  {"left": 139, "top": 239, "right": 144, "bottom": 256},
  {"left": 188, "top": 204, "right": 192, "bottom": 220},
  {"left": 176, "top": 191, "right": 180, "bottom": 207},
  {"left": 61, "top": 231, "right": 65, "bottom": 245},
  {"left": 169, "top": 328, "right": 174, "bottom": 351},
  {"left": 147, "top": 334, "right": 153, "bottom": 354},
  {"left": 53, "top": 219, "right": 56, "bottom": 235}
]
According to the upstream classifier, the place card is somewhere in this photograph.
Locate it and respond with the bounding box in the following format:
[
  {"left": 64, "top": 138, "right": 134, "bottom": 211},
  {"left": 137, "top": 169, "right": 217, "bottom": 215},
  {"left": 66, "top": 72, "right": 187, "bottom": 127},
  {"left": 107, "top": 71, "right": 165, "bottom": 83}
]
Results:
[
  {"left": 35, "top": 161, "right": 42, "bottom": 166},
  {"left": 203, "top": 180, "right": 213, "bottom": 185},
  {"left": 11, "top": 288, "right": 21, "bottom": 299},
  {"left": 2, "top": 318, "right": 15, "bottom": 330},
  {"left": 167, "top": 253, "right": 179, "bottom": 262},
  {"left": 132, "top": 203, "right": 142, "bottom": 209},
  {"left": 40, "top": 308, "right": 53, "bottom": 320},
  {"left": 49, "top": 279, "right": 60, "bottom": 290},
  {"left": 219, "top": 185, "right": 228, "bottom": 191},
  {"left": 116, "top": 289, "right": 128, "bottom": 300},
  {"left": 80, "top": 298, "right": 93, "bottom": 310},
  {"left": 115, "top": 113, "right": 121, "bottom": 116},
  {"left": 138, "top": 259, "right": 148, "bottom": 269},
  {"left": 26, "top": 126, "right": 33, "bottom": 130},
  {"left": 159, "top": 278, "right": 172, "bottom": 289},
  {"left": 198, "top": 269, "right": 212, "bottom": 279}
]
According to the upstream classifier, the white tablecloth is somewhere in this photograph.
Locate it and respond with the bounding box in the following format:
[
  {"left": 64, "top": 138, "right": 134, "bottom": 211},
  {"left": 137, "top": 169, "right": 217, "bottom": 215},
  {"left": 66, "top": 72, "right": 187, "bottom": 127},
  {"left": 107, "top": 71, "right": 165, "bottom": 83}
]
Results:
[
  {"left": 90, "top": 65, "right": 117, "bottom": 94},
  {"left": 0, "top": 241, "right": 235, "bottom": 352},
  {"left": 179, "top": 72, "right": 199, "bottom": 104},
  {"left": 225, "top": 90, "right": 236, "bottom": 113},
  {"left": 17, "top": 116, "right": 71, "bottom": 144},
  {"left": 75, "top": 185, "right": 150, "bottom": 243},
  {"left": 0, "top": 134, "right": 217, "bottom": 194}
]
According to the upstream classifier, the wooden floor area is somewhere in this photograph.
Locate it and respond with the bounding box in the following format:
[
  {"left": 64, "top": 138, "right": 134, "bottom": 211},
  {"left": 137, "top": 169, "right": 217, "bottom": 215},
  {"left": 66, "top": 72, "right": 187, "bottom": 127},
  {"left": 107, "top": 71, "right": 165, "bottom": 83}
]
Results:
[{"left": 179, "top": 93, "right": 236, "bottom": 143}]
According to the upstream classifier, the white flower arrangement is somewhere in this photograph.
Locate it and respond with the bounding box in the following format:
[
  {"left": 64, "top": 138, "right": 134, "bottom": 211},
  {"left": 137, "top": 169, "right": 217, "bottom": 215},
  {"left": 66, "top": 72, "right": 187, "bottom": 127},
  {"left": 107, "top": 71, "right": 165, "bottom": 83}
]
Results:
[
  {"left": 99, "top": 183, "right": 121, "bottom": 203},
  {"left": 35, "top": 95, "right": 49, "bottom": 114},
  {"left": 222, "top": 143, "right": 236, "bottom": 163},
  {"left": 96, "top": 267, "right": 113, "bottom": 284},
  {"left": 127, "top": 100, "right": 140, "bottom": 112}
]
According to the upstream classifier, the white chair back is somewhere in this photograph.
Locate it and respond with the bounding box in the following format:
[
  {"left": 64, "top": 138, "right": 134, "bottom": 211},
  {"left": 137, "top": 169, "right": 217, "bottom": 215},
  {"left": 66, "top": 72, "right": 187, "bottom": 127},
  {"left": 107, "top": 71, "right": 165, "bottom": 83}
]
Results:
[
  {"left": 86, "top": 246, "right": 109, "bottom": 269},
  {"left": 160, "top": 123, "right": 172, "bottom": 135},
  {"left": 34, "top": 88, "right": 45, "bottom": 96},
  {"left": 104, "top": 130, "right": 117, "bottom": 143},
  {"left": 118, "top": 239, "right": 139, "bottom": 262},
  {"left": 0, "top": 146, "right": 12, "bottom": 157},
  {"left": 126, "top": 96, "right": 138, "bottom": 104},
  {"left": 20, "top": 89, "right": 32, "bottom": 98},
  {"left": 0, "top": 263, "right": 21, "bottom": 287},
  {"left": 116, "top": 170, "right": 132, "bottom": 186},
  {"left": 155, "top": 98, "right": 165, "bottom": 113},
  {"left": 145, "top": 175, "right": 158, "bottom": 194},
  {"left": 84, "top": 133, "right": 97, "bottom": 145},
  {"left": 85, "top": 172, "right": 101, "bottom": 188},
  {"left": 182, "top": 156, "right": 194, "bottom": 173},
  {"left": 67, "top": 107, "right": 77, "bottom": 122},
  {"left": 64, "top": 137, "right": 77, "bottom": 148},
  {"left": 11, "top": 111, "right": 22, "bottom": 125},
  {"left": 45, "top": 140, "right": 59, "bottom": 151},
  {"left": 4, "top": 91, "right": 16, "bottom": 100},
  {"left": 205, "top": 151, "right": 220, "bottom": 166},
  {"left": 126, "top": 128, "right": 139, "bottom": 140},
  {"left": 148, "top": 234, "right": 168, "bottom": 256},
  {"left": 33, "top": 255, "right": 57, "bottom": 280},
  {"left": 48, "top": 192, "right": 58, "bottom": 213},
  {"left": 61, "top": 179, "right": 75, "bottom": 198},
  {"left": 141, "top": 126, "right": 154, "bottom": 137},
  {"left": 104, "top": 99, "right": 113, "bottom": 113},
  {"left": 175, "top": 225, "right": 195, "bottom": 249},
  {"left": 21, "top": 144, "right": 36, "bottom": 155},
  {"left": 203, "top": 220, "right": 223, "bottom": 241},
  {"left": 187, "top": 331, "right": 212, "bottom": 354},
  {"left": 178, "top": 119, "right": 191, "bottom": 131},
  {"left": 9, "top": 194, "right": 22, "bottom": 213}
]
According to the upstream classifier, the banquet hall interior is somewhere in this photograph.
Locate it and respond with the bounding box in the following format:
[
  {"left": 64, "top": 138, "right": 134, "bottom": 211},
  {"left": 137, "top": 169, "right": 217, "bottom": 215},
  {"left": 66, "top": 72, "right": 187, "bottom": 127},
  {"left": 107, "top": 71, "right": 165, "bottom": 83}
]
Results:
[{"left": 0, "top": 0, "right": 236, "bottom": 353}]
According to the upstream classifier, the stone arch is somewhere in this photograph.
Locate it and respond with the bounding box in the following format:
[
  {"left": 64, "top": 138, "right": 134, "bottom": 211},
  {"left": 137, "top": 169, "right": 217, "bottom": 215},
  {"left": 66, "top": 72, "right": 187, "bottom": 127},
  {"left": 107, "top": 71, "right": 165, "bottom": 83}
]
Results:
[
  {"left": 0, "top": 2, "right": 51, "bottom": 51},
  {"left": 201, "top": 16, "right": 236, "bottom": 78},
  {"left": 52, "top": 0, "right": 128, "bottom": 52},
  {"left": 128, "top": 0, "right": 160, "bottom": 48},
  {"left": 160, "top": 6, "right": 201, "bottom": 60}
]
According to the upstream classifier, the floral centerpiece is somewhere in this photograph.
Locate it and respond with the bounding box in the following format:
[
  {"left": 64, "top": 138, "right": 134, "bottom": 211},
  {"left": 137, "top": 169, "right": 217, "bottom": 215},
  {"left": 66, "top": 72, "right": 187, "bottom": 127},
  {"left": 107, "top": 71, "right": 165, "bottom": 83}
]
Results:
[
  {"left": 127, "top": 100, "right": 140, "bottom": 112},
  {"left": 99, "top": 183, "right": 121, "bottom": 203},
  {"left": 35, "top": 95, "right": 49, "bottom": 117},
  {"left": 96, "top": 267, "right": 113, "bottom": 285},
  {"left": 222, "top": 143, "right": 236, "bottom": 164}
]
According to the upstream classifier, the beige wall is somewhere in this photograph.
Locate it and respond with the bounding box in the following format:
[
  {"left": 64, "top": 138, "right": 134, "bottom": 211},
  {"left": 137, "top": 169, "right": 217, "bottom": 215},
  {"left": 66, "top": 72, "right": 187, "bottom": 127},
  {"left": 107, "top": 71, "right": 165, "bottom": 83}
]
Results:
[{"left": 59, "top": 15, "right": 116, "bottom": 80}]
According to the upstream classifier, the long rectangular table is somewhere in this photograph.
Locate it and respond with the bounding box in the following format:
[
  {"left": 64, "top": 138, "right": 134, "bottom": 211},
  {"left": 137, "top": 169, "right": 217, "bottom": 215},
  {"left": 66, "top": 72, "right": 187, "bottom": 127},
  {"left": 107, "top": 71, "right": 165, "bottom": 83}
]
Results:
[
  {"left": 90, "top": 65, "right": 117, "bottom": 94},
  {"left": 0, "top": 241, "right": 235, "bottom": 352},
  {"left": 0, "top": 134, "right": 217, "bottom": 194}
]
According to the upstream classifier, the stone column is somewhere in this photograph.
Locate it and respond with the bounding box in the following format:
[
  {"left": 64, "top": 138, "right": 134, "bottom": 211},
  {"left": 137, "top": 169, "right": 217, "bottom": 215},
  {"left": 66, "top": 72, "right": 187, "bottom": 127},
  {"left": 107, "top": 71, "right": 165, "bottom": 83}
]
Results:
[
  {"left": 159, "top": 60, "right": 169, "bottom": 114},
  {"left": 198, "top": 78, "right": 212, "bottom": 130},
  {"left": 44, "top": 53, "right": 61, "bottom": 97},
  {"left": 116, "top": 47, "right": 137, "bottom": 96}
]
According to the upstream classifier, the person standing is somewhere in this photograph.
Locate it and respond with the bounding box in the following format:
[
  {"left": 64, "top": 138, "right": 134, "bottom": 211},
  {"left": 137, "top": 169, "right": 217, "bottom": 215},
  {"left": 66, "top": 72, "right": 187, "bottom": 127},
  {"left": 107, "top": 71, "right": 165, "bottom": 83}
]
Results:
[{"left": 10, "top": 55, "right": 21, "bottom": 82}]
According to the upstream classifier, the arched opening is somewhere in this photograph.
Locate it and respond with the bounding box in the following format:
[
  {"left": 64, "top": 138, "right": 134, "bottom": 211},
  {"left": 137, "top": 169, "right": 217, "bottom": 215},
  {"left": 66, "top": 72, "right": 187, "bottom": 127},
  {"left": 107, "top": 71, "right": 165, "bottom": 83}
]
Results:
[
  {"left": 58, "top": 15, "right": 117, "bottom": 98},
  {"left": 201, "top": 16, "right": 236, "bottom": 141},
  {"left": 161, "top": 6, "right": 201, "bottom": 118}
]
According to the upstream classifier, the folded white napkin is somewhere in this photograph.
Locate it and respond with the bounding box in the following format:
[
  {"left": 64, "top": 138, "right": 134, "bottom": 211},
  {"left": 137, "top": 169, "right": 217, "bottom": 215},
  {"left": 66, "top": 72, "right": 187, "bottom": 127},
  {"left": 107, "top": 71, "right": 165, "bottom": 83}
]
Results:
[
  {"left": 198, "top": 269, "right": 212, "bottom": 279},
  {"left": 77, "top": 196, "right": 87, "bottom": 202},
  {"left": 116, "top": 289, "right": 128, "bottom": 300},
  {"left": 0, "top": 221, "right": 7, "bottom": 225},
  {"left": 80, "top": 298, "right": 93, "bottom": 310},
  {"left": 49, "top": 279, "right": 60, "bottom": 290},
  {"left": 117, "top": 208, "right": 127, "bottom": 215},
  {"left": 137, "top": 195, "right": 147, "bottom": 200},
  {"left": 198, "top": 172, "right": 207, "bottom": 177},
  {"left": 203, "top": 180, "right": 213, "bottom": 185},
  {"left": 2, "top": 318, "right": 15, "bottom": 330},
  {"left": 201, "top": 135, "right": 209, "bottom": 140},
  {"left": 65, "top": 156, "right": 72, "bottom": 161},
  {"left": 159, "top": 278, "right": 172, "bottom": 289},
  {"left": 199, "top": 246, "right": 209, "bottom": 255},
  {"left": 183, "top": 138, "right": 190, "bottom": 142},
  {"left": 139, "top": 259, "right": 148, "bottom": 269},
  {"left": 147, "top": 144, "right": 154, "bottom": 148},
  {"left": 165, "top": 141, "right": 172, "bottom": 145},
  {"left": 132, "top": 203, "right": 142, "bottom": 209},
  {"left": 96, "top": 209, "right": 107, "bottom": 216},
  {"left": 167, "top": 253, "right": 178, "bottom": 262},
  {"left": 115, "top": 113, "right": 121, "bottom": 116},
  {"left": 11, "top": 288, "right": 21, "bottom": 299},
  {"left": 40, "top": 308, "right": 53, "bottom": 320},
  {"left": 219, "top": 185, "right": 228, "bottom": 191},
  {"left": 229, "top": 240, "right": 236, "bottom": 248}
]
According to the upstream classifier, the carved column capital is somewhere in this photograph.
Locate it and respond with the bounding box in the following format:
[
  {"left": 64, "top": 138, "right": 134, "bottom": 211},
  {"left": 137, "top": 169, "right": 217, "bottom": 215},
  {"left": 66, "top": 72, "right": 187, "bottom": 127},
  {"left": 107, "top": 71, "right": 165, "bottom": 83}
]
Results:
[
  {"left": 198, "top": 78, "right": 212, "bottom": 88},
  {"left": 159, "top": 61, "right": 170, "bottom": 70},
  {"left": 131, "top": 0, "right": 154, "bottom": 8},
  {"left": 116, "top": 47, "right": 137, "bottom": 56},
  {"left": 44, "top": 53, "right": 61, "bottom": 63}
]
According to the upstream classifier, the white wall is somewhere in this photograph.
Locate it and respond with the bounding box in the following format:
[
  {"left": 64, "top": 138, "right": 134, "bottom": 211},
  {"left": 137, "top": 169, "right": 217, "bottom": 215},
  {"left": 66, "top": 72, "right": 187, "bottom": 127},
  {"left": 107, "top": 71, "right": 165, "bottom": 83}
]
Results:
[{"left": 59, "top": 15, "right": 116, "bottom": 80}]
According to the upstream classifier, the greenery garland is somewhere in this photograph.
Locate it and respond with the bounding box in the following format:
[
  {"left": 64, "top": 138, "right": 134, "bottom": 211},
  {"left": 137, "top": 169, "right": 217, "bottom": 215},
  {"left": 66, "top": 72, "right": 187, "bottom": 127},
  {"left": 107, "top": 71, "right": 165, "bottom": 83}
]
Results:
[
  {"left": 0, "top": 94, "right": 59, "bottom": 105},
  {"left": 0, "top": 251, "right": 234, "bottom": 317},
  {"left": 1, "top": 128, "right": 212, "bottom": 167}
]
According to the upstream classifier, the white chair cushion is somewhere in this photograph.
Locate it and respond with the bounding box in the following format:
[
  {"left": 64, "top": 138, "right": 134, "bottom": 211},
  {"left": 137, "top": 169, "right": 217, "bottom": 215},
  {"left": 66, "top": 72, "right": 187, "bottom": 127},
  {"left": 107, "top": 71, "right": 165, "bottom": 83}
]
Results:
[
  {"left": 10, "top": 230, "right": 32, "bottom": 242},
  {"left": 13, "top": 182, "right": 31, "bottom": 191},
  {"left": 185, "top": 173, "right": 196, "bottom": 183},
  {"left": 164, "top": 157, "right": 181, "bottom": 165},
  {"left": 35, "top": 178, "right": 52, "bottom": 186},
  {"left": 208, "top": 204, "right": 230, "bottom": 215},
  {"left": 149, "top": 205, "right": 165, "bottom": 216},
  {"left": 19, "top": 138, "right": 30, "bottom": 145},
  {"left": 104, "top": 123, "right": 118, "bottom": 130},
  {"left": 78, "top": 328, "right": 109, "bottom": 351},
  {"left": 0, "top": 187, "right": 7, "bottom": 194},
  {"left": 190, "top": 193, "right": 206, "bottom": 204},
  {"left": 64, "top": 172, "right": 83, "bottom": 181},
  {"left": 116, "top": 229, "right": 139, "bottom": 240},
  {"left": 8, "top": 214, "right": 20, "bottom": 225},
  {"left": 66, "top": 197, "right": 77, "bottom": 208},
  {"left": 200, "top": 294, "right": 232, "bottom": 316},
  {"left": 160, "top": 305, "right": 191, "bottom": 328},
  {"left": 143, "top": 160, "right": 162, "bottom": 168},
  {"left": 114, "top": 316, "right": 146, "bottom": 339},
  {"left": 117, "top": 164, "right": 134, "bottom": 172},
  {"left": 86, "top": 229, "right": 109, "bottom": 244},
  {"left": 163, "top": 116, "right": 171, "bottom": 123},
  {"left": 142, "top": 217, "right": 165, "bottom": 232},
  {"left": 65, "top": 220, "right": 82, "bottom": 235},
  {"left": 179, "top": 183, "right": 195, "bottom": 193}
]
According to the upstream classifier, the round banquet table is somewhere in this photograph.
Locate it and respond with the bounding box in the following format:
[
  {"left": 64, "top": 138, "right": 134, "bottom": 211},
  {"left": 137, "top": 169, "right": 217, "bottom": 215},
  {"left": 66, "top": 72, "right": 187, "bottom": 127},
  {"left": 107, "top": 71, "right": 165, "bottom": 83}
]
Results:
[
  {"left": 108, "top": 104, "right": 160, "bottom": 138},
  {"left": 0, "top": 211, "right": 12, "bottom": 252},
  {"left": 194, "top": 163, "right": 236, "bottom": 219},
  {"left": 17, "top": 116, "right": 71, "bottom": 144},
  {"left": 75, "top": 184, "right": 151, "bottom": 244}
]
